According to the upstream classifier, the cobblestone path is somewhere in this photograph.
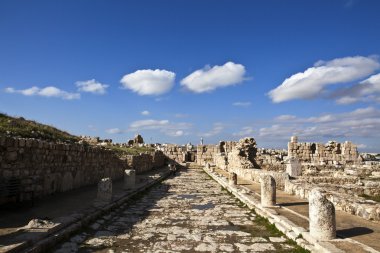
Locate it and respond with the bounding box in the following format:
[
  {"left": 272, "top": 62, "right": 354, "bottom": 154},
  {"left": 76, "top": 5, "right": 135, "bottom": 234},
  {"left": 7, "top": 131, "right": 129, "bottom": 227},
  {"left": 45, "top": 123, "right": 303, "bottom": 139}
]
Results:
[{"left": 54, "top": 168, "right": 303, "bottom": 253}]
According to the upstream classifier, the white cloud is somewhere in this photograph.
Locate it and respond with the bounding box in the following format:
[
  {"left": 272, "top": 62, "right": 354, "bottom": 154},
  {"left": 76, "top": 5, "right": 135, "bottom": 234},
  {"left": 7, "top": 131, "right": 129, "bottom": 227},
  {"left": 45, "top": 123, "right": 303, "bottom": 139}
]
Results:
[
  {"left": 5, "top": 86, "right": 80, "bottom": 100},
  {"left": 232, "top": 101, "right": 251, "bottom": 107},
  {"left": 200, "top": 123, "right": 224, "bottom": 137},
  {"left": 259, "top": 106, "right": 380, "bottom": 141},
  {"left": 76, "top": 79, "right": 109, "bottom": 94},
  {"left": 120, "top": 69, "right": 175, "bottom": 96},
  {"left": 129, "top": 119, "right": 169, "bottom": 130},
  {"left": 333, "top": 73, "right": 380, "bottom": 104},
  {"left": 106, "top": 128, "right": 123, "bottom": 134},
  {"left": 141, "top": 110, "right": 150, "bottom": 116},
  {"left": 268, "top": 56, "right": 380, "bottom": 103},
  {"left": 181, "top": 61, "right": 246, "bottom": 93},
  {"left": 233, "top": 126, "right": 254, "bottom": 136}
]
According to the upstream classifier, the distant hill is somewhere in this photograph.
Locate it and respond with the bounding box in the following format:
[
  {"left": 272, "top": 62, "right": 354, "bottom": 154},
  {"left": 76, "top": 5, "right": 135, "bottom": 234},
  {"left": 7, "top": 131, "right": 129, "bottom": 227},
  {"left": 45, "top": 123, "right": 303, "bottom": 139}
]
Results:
[{"left": 0, "top": 113, "right": 80, "bottom": 143}]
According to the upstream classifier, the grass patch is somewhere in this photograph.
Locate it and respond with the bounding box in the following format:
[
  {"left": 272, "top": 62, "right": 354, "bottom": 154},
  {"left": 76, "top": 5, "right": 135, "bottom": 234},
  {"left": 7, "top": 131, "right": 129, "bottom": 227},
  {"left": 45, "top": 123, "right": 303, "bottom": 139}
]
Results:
[
  {"left": 359, "top": 194, "right": 380, "bottom": 202},
  {"left": 106, "top": 145, "right": 155, "bottom": 156},
  {"left": 0, "top": 113, "right": 79, "bottom": 143}
]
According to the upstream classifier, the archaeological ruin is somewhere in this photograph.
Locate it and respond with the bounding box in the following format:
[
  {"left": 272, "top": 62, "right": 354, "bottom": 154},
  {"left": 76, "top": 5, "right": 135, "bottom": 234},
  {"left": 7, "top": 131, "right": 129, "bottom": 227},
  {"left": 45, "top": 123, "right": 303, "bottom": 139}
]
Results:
[{"left": 0, "top": 133, "right": 380, "bottom": 253}]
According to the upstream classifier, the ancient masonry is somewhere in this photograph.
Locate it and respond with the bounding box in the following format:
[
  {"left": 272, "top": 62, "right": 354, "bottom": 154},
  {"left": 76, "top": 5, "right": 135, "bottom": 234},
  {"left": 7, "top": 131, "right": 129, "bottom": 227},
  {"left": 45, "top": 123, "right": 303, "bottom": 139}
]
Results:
[
  {"left": 0, "top": 136, "right": 165, "bottom": 205},
  {"left": 288, "top": 136, "right": 359, "bottom": 165}
]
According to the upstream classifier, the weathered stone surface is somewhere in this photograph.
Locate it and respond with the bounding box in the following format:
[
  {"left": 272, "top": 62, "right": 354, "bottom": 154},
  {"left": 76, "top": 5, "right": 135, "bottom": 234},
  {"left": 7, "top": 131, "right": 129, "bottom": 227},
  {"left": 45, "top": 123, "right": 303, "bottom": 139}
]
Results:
[
  {"left": 309, "top": 188, "right": 336, "bottom": 241},
  {"left": 286, "top": 157, "right": 301, "bottom": 177},
  {"left": 229, "top": 172, "right": 237, "bottom": 185},
  {"left": 97, "top": 178, "right": 112, "bottom": 202},
  {"left": 55, "top": 168, "right": 297, "bottom": 252},
  {"left": 260, "top": 174, "right": 276, "bottom": 207},
  {"left": 123, "top": 169, "right": 135, "bottom": 190}
]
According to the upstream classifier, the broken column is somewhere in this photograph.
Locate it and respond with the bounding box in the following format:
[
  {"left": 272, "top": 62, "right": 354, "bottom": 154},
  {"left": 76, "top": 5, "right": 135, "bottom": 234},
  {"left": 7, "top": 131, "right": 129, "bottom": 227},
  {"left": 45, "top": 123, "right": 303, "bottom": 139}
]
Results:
[
  {"left": 124, "top": 169, "right": 136, "bottom": 190},
  {"left": 260, "top": 174, "right": 276, "bottom": 207},
  {"left": 309, "top": 188, "right": 336, "bottom": 241},
  {"left": 229, "top": 172, "right": 237, "bottom": 185},
  {"left": 97, "top": 178, "right": 112, "bottom": 202},
  {"left": 286, "top": 157, "right": 301, "bottom": 177}
]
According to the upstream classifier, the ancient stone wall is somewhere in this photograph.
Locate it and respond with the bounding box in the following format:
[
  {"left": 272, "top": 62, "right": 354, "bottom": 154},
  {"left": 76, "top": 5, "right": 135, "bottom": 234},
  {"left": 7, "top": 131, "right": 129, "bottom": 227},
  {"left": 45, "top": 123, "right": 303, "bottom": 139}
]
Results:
[
  {"left": 126, "top": 151, "right": 166, "bottom": 174},
  {"left": 284, "top": 179, "right": 380, "bottom": 221},
  {"left": 256, "top": 148, "right": 287, "bottom": 171},
  {"left": 0, "top": 136, "right": 165, "bottom": 204},
  {"left": 196, "top": 145, "right": 218, "bottom": 165},
  {"left": 288, "top": 137, "right": 359, "bottom": 165}
]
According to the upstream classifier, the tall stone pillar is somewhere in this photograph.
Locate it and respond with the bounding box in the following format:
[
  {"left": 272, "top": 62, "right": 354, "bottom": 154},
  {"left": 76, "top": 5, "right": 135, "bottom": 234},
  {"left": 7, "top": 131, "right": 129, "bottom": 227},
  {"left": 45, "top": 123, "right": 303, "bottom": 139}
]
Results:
[
  {"left": 97, "top": 178, "right": 112, "bottom": 202},
  {"left": 124, "top": 169, "right": 136, "bottom": 190},
  {"left": 260, "top": 174, "right": 276, "bottom": 207},
  {"left": 229, "top": 172, "right": 237, "bottom": 185},
  {"left": 309, "top": 188, "right": 336, "bottom": 241}
]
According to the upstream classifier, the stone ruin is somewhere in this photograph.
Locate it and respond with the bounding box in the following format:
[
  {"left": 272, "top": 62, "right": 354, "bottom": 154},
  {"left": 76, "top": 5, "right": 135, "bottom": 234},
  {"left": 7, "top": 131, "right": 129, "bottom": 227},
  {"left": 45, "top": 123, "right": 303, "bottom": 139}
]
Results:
[
  {"left": 288, "top": 136, "right": 359, "bottom": 165},
  {"left": 227, "top": 137, "right": 258, "bottom": 170}
]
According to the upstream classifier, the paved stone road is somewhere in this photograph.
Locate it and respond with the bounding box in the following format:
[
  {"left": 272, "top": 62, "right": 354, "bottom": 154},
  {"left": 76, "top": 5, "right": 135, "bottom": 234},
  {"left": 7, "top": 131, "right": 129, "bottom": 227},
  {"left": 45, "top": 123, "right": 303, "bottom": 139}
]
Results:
[{"left": 54, "top": 168, "right": 302, "bottom": 253}]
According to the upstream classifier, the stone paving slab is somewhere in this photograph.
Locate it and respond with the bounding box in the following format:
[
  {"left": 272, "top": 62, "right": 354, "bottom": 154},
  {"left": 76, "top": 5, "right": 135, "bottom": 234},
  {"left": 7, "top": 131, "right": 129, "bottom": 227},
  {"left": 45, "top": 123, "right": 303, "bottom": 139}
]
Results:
[
  {"left": 0, "top": 167, "right": 171, "bottom": 253},
  {"left": 210, "top": 167, "right": 380, "bottom": 253},
  {"left": 53, "top": 166, "right": 306, "bottom": 253}
]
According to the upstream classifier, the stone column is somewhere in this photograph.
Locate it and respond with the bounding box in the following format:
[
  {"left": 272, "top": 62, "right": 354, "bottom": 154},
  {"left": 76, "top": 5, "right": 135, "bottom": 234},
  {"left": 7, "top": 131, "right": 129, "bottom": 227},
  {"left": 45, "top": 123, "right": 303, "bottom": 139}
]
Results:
[
  {"left": 97, "top": 178, "right": 112, "bottom": 202},
  {"left": 309, "top": 188, "right": 336, "bottom": 241},
  {"left": 260, "top": 174, "right": 276, "bottom": 207},
  {"left": 124, "top": 169, "right": 136, "bottom": 190},
  {"left": 286, "top": 157, "right": 301, "bottom": 177},
  {"left": 229, "top": 172, "right": 237, "bottom": 185}
]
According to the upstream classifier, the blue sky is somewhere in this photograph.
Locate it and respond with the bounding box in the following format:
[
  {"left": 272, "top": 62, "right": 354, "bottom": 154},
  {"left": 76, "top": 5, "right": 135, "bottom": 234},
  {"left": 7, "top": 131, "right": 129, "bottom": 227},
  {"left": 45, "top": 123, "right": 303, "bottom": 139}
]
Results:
[{"left": 1, "top": 0, "right": 380, "bottom": 151}]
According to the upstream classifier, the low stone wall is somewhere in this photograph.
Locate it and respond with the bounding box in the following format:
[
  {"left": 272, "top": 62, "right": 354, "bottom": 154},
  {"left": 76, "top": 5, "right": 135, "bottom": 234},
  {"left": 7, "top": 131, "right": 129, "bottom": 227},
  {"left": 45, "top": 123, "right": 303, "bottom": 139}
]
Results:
[
  {"left": 228, "top": 167, "right": 288, "bottom": 190},
  {"left": 126, "top": 151, "right": 166, "bottom": 174},
  {"left": 284, "top": 179, "right": 380, "bottom": 221},
  {"left": 0, "top": 136, "right": 165, "bottom": 204}
]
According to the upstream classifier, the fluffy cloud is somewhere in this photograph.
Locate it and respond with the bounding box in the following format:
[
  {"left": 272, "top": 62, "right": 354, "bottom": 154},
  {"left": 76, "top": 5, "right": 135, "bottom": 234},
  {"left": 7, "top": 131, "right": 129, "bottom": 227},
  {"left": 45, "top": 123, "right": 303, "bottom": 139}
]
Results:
[
  {"left": 5, "top": 86, "right": 80, "bottom": 100},
  {"left": 141, "top": 110, "right": 150, "bottom": 116},
  {"left": 233, "top": 126, "right": 254, "bottom": 136},
  {"left": 259, "top": 107, "right": 380, "bottom": 141},
  {"left": 232, "top": 101, "right": 251, "bottom": 107},
  {"left": 120, "top": 69, "right": 175, "bottom": 95},
  {"left": 181, "top": 62, "right": 246, "bottom": 93},
  {"left": 76, "top": 79, "right": 109, "bottom": 94},
  {"left": 268, "top": 56, "right": 380, "bottom": 103},
  {"left": 333, "top": 73, "right": 380, "bottom": 104}
]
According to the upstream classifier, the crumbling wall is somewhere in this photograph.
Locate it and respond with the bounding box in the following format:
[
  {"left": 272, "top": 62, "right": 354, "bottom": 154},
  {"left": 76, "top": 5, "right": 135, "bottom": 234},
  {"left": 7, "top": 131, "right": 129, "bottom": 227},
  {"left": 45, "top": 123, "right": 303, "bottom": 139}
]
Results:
[
  {"left": 256, "top": 148, "right": 287, "bottom": 171},
  {"left": 227, "top": 137, "right": 258, "bottom": 170},
  {"left": 126, "top": 151, "right": 166, "bottom": 173},
  {"left": 288, "top": 136, "right": 359, "bottom": 165},
  {"left": 284, "top": 179, "right": 380, "bottom": 221},
  {"left": 197, "top": 145, "right": 218, "bottom": 165},
  {"left": 0, "top": 136, "right": 165, "bottom": 204}
]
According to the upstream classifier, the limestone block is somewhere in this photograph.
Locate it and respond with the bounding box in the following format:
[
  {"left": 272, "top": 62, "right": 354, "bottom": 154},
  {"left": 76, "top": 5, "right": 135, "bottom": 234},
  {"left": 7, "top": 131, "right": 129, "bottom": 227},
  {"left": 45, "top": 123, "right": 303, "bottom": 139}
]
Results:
[
  {"left": 309, "top": 188, "right": 336, "bottom": 241},
  {"left": 286, "top": 157, "right": 301, "bottom": 177},
  {"left": 124, "top": 170, "right": 136, "bottom": 190},
  {"left": 97, "top": 178, "right": 112, "bottom": 202},
  {"left": 260, "top": 174, "right": 276, "bottom": 207},
  {"left": 229, "top": 172, "right": 237, "bottom": 186}
]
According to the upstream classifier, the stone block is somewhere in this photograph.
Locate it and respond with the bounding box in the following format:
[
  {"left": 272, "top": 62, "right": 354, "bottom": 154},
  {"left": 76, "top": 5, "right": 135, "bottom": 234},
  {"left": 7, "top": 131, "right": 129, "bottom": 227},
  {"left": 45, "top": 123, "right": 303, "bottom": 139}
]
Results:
[
  {"left": 124, "top": 170, "right": 136, "bottom": 190},
  {"left": 97, "top": 178, "right": 112, "bottom": 202}
]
